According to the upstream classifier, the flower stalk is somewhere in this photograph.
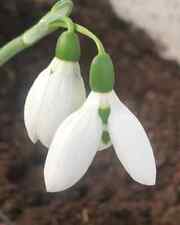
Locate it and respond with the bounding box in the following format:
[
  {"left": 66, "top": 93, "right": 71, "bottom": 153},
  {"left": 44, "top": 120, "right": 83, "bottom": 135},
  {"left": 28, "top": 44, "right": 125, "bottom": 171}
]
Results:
[
  {"left": 0, "top": 0, "right": 73, "bottom": 66},
  {"left": 50, "top": 20, "right": 105, "bottom": 54},
  {"left": 0, "top": 9, "right": 105, "bottom": 66},
  {"left": 0, "top": 37, "right": 26, "bottom": 66}
]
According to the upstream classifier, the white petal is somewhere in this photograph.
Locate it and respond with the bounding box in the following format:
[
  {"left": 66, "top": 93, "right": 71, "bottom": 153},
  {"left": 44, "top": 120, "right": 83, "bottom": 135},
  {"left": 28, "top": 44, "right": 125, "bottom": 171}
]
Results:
[
  {"left": 36, "top": 58, "right": 86, "bottom": 147},
  {"left": 24, "top": 67, "right": 50, "bottom": 143},
  {"left": 99, "top": 141, "right": 112, "bottom": 151},
  {"left": 108, "top": 91, "right": 156, "bottom": 185},
  {"left": 44, "top": 91, "right": 102, "bottom": 192}
]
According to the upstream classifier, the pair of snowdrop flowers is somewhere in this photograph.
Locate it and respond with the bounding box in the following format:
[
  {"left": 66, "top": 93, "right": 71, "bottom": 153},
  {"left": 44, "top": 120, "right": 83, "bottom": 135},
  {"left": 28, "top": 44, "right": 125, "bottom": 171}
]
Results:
[{"left": 24, "top": 25, "right": 156, "bottom": 193}]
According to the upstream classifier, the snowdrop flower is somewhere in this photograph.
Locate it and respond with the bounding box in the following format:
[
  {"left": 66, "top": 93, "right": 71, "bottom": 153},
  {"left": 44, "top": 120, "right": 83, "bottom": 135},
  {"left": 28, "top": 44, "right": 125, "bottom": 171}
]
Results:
[
  {"left": 44, "top": 53, "right": 156, "bottom": 192},
  {"left": 24, "top": 31, "right": 86, "bottom": 147}
]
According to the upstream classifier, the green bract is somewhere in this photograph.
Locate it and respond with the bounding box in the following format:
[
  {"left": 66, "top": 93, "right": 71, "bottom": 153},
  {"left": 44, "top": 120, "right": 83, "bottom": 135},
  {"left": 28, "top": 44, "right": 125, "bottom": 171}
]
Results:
[
  {"left": 50, "top": 0, "right": 73, "bottom": 16},
  {"left": 0, "top": 0, "right": 74, "bottom": 66},
  {"left": 56, "top": 31, "right": 81, "bottom": 62},
  {"left": 23, "top": 0, "right": 73, "bottom": 46},
  {"left": 41, "top": 0, "right": 73, "bottom": 25},
  {"left": 90, "top": 54, "right": 115, "bottom": 93}
]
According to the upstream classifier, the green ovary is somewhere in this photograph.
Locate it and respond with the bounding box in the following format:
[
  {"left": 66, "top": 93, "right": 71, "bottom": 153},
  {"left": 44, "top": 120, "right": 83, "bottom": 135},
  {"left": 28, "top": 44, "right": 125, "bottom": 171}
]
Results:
[
  {"left": 89, "top": 53, "right": 115, "bottom": 93},
  {"left": 55, "top": 31, "right": 81, "bottom": 62}
]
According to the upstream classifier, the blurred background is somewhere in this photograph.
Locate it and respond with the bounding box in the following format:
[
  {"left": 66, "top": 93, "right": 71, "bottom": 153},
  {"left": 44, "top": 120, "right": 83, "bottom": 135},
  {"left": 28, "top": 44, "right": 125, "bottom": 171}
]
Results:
[{"left": 0, "top": 0, "right": 180, "bottom": 225}]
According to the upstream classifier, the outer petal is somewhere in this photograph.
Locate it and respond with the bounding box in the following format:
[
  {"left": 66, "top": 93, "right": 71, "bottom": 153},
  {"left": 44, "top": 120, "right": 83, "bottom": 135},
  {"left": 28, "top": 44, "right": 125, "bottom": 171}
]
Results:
[
  {"left": 44, "top": 92, "right": 102, "bottom": 192},
  {"left": 24, "top": 67, "right": 50, "bottom": 143},
  {"left": 108, "top": 91, "right": 156, "bottom": 185},
  {"left": 99, "top": 141, "right": 112, "bottom": 151},
  {"left": 36, "top": 58, "right": 86, "bottom": 147}
]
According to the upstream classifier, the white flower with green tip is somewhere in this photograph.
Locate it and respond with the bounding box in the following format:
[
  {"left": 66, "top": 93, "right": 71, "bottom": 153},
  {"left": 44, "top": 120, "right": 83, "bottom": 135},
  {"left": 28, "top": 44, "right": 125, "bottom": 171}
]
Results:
[
  {"left": 44, "top": 54, "right": 156, "bottom": 192},
  {"left": 24, "top": 31, "right": 86, "bottom": 147}
]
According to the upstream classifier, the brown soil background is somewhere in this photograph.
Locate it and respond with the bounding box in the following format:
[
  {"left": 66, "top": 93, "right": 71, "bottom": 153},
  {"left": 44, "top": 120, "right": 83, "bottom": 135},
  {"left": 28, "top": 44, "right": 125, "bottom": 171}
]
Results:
[{"left": 0, "top": 0, "right": 180, "bottom": 225}]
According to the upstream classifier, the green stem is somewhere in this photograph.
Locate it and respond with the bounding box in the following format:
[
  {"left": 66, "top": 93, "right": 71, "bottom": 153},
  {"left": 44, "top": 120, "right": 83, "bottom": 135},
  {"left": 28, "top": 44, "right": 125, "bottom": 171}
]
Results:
[
  {"left": 63, "top": 17, "right": 75, "bottom": 32},
  {"left": 0, "top": 18, "right": 74, "bottom": 67},
  {"left": 75, "top": 24, "right": 105, "bottom": 54},
  {"left": 0, "top": 18, "right": 105, "bottom": 66},
  {"left": 50, "top": 20, "right": 106, "bottom": 54},
  {"left": 0, "top": 0, "right": 73, "bottom": 66},
  {"left": 0, "top": 37, "right": 26, "bottom": 66}
]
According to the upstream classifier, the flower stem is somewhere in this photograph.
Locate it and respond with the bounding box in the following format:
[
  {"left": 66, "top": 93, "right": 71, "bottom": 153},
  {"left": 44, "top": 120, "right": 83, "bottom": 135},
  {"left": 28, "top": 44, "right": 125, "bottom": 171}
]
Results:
[
  {"left": 50, "top": 20, "right": 106, "bottom": 54},
  {"left": 0, "top": 18, "right": 72, "bottom": 67},
  {"left": 0, "top": 0, "right": 73, "bottom": 66},
  {"left": 0, "top": 17, "right": 105, "bottom": 66},
  {"left": 75, "top": 24, "right": 105, "bottom": 54},
  {"left": 0, "top": 36, "right": 26, "bottom": 66},
  {"left": 63, "top": 17, "right": 75, "bottom": 32}
]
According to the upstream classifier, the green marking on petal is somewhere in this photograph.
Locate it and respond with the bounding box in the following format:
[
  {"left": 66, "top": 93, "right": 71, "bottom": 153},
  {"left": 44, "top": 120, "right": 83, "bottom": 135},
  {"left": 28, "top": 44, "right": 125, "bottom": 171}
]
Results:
[
  {"left": 102, "top": 131, "right": 111, "bottom": 144},
  {"left": 98, "top": 107, "right": 111, "bottom": 124}
]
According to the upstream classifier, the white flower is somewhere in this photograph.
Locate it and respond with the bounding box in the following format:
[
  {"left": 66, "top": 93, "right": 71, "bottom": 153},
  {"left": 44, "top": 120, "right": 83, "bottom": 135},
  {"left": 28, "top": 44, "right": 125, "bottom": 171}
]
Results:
[
  {"left": 24, "top": 57, "right": 86, "bottom": 147},
  {"left": 44, "top": 90, "right": 156, "bottom": 192}
]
